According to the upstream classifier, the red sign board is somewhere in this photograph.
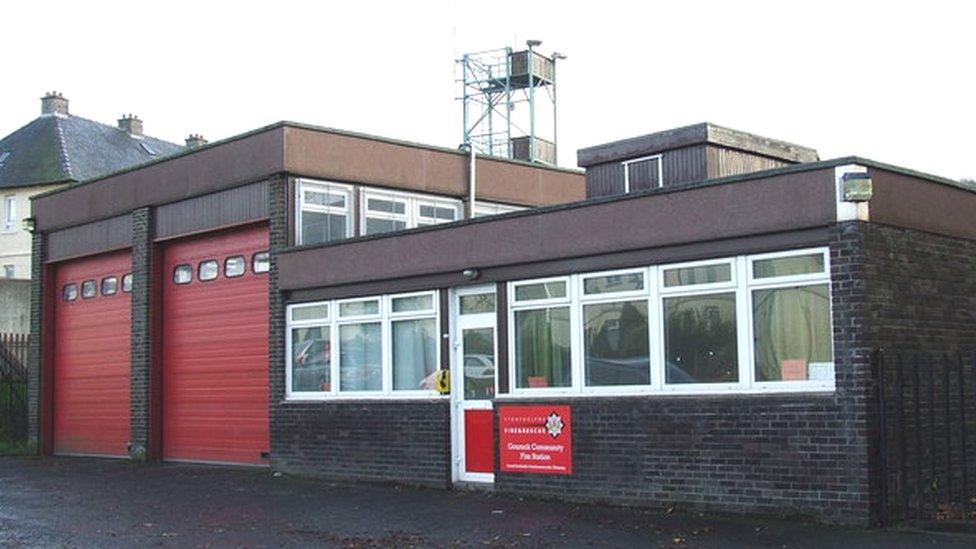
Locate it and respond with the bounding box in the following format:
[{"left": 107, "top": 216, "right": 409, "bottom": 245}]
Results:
[{"left": 499, "top": 405, "right": 572, "bottom": 475}]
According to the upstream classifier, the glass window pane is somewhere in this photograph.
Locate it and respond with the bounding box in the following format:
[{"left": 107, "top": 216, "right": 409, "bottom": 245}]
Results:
[
  {"left": 121, "top": 274, "right": 133, "bottom": 293},
  {"left": 63, "top": 283, "right": 78, "bottom": 301},
  {"left": 753, "top": 284, "right": 834, "bottom": 382},
  {"left": 81, "top": 280, "right": 97, "bottom": 298},
  {"left": 463, "top": 327, "right": 495, "bottom": 399},
  {"left": 663, "top": 293, "right": 738, "bottom": 384},
  {"left": 364, "top": 217, "right": 407, "bottom": 235},
  {"left": 198, "top": 260, "right": 218, "bottom": 281},
  {"left": 392, "top": 294, "right": 433, "bottom": 313},
  {"left": 663, "top": 263, "right": 732, "bottom": 287},
  {"left": 173, "top": 264, "right": 192, "bottom": 285},
  {"left": 101, "top": 277, "right": 118, "bottom": 296},
  {"left": 367, "top": 197, "right": 406, "bottom": 214},
  {"left": 301, "top": 210, "right": 347, "bottom": 245},
  {"left": 291, "top": 304, "right": 329, "bottom": 322},
  {"left": 224, "top": 256, "right": 246, "bottom": 278},
  {"left": 303, "top": 188, "right": 346, "bottom": 208},
  {"left": 753, "top": 253, "right": 825, "bottom": 278},
  {"left": 419, "top": 204, "right": 457, "bottom": 221},
  {"left": 583, "top": 273, "right": 644, "bottom": 295},
  {"left": 252, "top": 252, "right": 270, "bottom": 274},
  {"left": 339, "top": 322, "right": 382, "bottom": 391},
  {"left": 291, "top": 326, "right": 331, "bottom": 392},
  {"left": 392, "top": 318, "right": 438, "bottom": 391},
  {"left": 459, "top": 293, "right": 495, "bottom": 315},
  {"left": 514, "top": 307, "right": 571, "bottom": 388},
  {"left": 514, "top": 280, "right": 567, "bottom": 301},
  {"left": 339, "top": 299, "right": 379, "bottom": 317},
  {"left": 584, "top": 300, "right": 650, "bottom": 386},
  {"left": 627, "top": 157, "right": 661, "bottom": 190}
]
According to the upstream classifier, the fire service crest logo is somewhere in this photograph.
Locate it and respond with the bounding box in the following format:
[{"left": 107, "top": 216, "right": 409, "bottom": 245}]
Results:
[{"left": 544, "top": 411, "right": 564, "bottom": 438}]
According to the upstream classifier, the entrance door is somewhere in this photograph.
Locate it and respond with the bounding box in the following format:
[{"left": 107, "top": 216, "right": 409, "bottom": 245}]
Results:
[{"left": 452, "top": 286, "right": 497, "bottom": 483}]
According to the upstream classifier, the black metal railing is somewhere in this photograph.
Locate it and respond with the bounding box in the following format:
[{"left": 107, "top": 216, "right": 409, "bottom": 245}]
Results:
[
  {"left": 874, "top": 349, "right": 976, "bottom": 527},
  {"left": 0, "top": 332, "right": 28, "bottom": 447}
]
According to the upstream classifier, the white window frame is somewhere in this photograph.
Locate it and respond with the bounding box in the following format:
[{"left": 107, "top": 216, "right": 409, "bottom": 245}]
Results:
[
  {"left": 3, "top": 195, "right": 16, "bottom": 232},
  {"left": 296, "top": 179, "right": 354, "bottom": 246},
  {"left": 501, "top": 247, "right": 835, "bottom": 399},
  {"left": 621, "top": 154, "right": 663, "bottom": 193},
  {"left": 578, "top": 267, "right": 658, "bottom": 395},
  {"left": 508, "top": 276, "right": 579, "bottom": 396},
  {"left": 285, "top": 291, "right": 443, "bottom": 401},
  {"left": 746, "top": 248, "right": 834, "bottom": 393},
  {"left": 360, "top": 188, "right": 462, "bottom": 234},
  {"left": 472, "top": 201, "right": 527, "bottom": 218}
]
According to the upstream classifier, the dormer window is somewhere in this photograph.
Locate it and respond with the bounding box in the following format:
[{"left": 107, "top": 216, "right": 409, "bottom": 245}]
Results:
[{"left": 622, "top": 154, "right": 663, "bottom": 192}]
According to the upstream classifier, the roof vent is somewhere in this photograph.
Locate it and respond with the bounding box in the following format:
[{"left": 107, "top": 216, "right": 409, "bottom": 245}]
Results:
[
  {"left": 185, "top": 134, "right": 208, "bottom": 148},
  {"left": 118, "top": 114, "right": 143, "bottom": 137},
  {"left": 41, "top": 91, "right": 69, "bottom": 116}
]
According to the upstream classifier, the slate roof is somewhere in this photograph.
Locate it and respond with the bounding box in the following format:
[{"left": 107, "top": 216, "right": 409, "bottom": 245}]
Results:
[{"left": 0, "top": 113, "right": 183, "bottom": 190}]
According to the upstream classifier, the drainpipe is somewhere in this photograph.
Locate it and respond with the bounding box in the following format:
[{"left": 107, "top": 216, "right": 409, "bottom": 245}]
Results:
[{"left": 467, "top": 143, "right": 477, "bottom": 218}]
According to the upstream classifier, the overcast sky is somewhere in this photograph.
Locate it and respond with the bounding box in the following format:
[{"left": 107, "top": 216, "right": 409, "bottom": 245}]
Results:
[{"left": 1, "top": 1, "right": 973, "bottom": 180}]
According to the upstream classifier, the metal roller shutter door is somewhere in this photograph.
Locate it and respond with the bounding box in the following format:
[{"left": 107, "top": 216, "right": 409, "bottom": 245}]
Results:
[
  {"left": 161, "top": 223, "right": 270, "bottom": 465},
  {"left": 53, "top": 250, "right": 132, "bottom": 457}
]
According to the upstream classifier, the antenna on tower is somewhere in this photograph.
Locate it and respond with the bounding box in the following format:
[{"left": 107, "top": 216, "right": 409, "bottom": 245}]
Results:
[{"left": 456, "top": 40, "right": 564, "bottom": 165}]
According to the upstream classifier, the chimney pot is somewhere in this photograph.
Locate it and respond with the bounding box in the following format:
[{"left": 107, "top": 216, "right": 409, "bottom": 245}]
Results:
[
  {"left": 41, "top": 91, "right": 69, "bottom": 116},
  {"left": 185, "top": 134, "right": 208, "bottom": 148},
  {"left": 118, "top": 114, "right": 144, "bottom": 137}
]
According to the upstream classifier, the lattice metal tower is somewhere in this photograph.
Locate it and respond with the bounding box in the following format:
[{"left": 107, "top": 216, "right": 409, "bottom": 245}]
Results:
[{"left": 457, "top": 41, "right": 565, "bottom": 165}]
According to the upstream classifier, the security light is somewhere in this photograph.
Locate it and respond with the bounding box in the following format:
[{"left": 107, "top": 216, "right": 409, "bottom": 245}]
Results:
[
  {"left": 552, "top": 52, "right": 567, "bottom": 60},
  {"left": 462, "top": 268, "right": 480, "bottom": 280},
  {"left": 526, "top": 39, "right": 542, "bottom": 48}
]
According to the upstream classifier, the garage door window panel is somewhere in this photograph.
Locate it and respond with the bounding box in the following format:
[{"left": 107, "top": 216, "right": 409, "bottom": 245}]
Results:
[
  {"left": 173, "top": 264, "right": 192, "bottom": 285},
  {"left": 81, "top": 280, "right": 97, "bottom": 299},
  {"left": 252, "top": 252, "right": 270, "bottom": 274},
  {"left": 121, "top": 274, "right": 133, "bottom": 293},
  {"left": 62, "top": 283, "right": 78, "bottom": 301},
  {"left": 198, "top": 260, "right": 218, "bottom": 282},
  {"left": 101, "top": 277, "right": 118, "bottom": 296},
  {"left": 225, "top": 256, "right": 246, "bottom": 278}
]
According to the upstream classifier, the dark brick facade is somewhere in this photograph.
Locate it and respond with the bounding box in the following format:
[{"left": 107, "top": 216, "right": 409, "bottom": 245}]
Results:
[
  {"left": 853, "top": 222, "right": 976, "bottom": 523},
  {"left": 26, "top": 231, "right": 46, "bottom": 453},
  {"left": 272, "top": 400, "right": 451, "bottom": 486},
  {"left": 129, "top": 207, "right": 155, "bottom": 460},
  {"left": 490, "top": 222, "right": 875, "bottom": 526}
]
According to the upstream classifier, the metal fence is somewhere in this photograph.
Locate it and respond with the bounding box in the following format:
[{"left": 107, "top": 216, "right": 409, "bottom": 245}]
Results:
[
  {"left": 0, "top": 332, "right": 28, "bottom": 444},
  {"left": 875, "top": 349, "right": 976, "bottom": 527}
]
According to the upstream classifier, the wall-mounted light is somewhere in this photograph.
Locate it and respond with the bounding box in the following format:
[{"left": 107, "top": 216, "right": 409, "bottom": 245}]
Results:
[
  {"left": 462, "top": 268, "right": 480, "bottom": 280},
  {"left": 842, "top": 172, "right": 873, "bottom": 202},
  {"left": 22, "top": 217, "right": 36, "bottom": 233}
]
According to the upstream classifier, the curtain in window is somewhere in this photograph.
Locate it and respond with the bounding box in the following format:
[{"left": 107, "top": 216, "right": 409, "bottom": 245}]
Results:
[
  {"left": 515, "top": 307, "right": 571, "bottom": 388},
  {"left": 753, "top": 285, "right": 832, "bottom": 381},
  {"left": 392, "top": 318, "right": 437, "bottom": 390}
]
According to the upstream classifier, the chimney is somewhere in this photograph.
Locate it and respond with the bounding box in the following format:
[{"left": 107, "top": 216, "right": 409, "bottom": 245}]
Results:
[
  {"left": 118, "top": 114, "right": 143, "bottom": 137},
  {"left": 185, "top": 134, "right": 208, "bottom": 148},
  {"left": 41, "top": 91, "right": 69, "bottom": 116}
]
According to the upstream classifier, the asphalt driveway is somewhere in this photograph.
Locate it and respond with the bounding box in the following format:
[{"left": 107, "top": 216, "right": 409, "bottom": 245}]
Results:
[{"left": 0, "top": 457, "right": 971, "bottom": 548}]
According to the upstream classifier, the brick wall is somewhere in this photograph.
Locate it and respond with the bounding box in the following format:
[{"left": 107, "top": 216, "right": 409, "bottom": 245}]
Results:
[
  {"left": 272, "top": 400, "right": 451, "bottom": 487},
  {"left": 26, "top": 230, "right": 46, "bottom": 454},
  {"left": 854, "top": 221, "right": 976, "bottom": 523},
  {"left": 492, "top": 222, "right": 874, "bottom": 525},
  {"left": 129, "top": 207, "right": 155, "bottom": 460}
]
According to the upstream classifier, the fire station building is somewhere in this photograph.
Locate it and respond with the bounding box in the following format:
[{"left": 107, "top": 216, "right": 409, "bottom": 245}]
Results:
[{"left": 26, "top": 121, "right": 976, "bottom": 526}]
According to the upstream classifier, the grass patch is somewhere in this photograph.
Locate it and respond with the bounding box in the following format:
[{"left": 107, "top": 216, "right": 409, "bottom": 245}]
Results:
[{"left": 0, "top": 439, "right": 30, "bottom": 456}]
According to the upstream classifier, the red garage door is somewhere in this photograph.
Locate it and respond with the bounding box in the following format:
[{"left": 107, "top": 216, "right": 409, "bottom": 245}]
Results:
[
  {"left": 53, "top": 250, "right": 132, "bottom": 457},
  {"left": 162, "top": 223, "right": 270, "bottom": 465}
]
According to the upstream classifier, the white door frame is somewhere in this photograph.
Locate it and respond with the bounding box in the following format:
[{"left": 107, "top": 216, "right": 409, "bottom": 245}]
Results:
[{"left": 450, "top": 284, "right": 497, "bottom": 484}]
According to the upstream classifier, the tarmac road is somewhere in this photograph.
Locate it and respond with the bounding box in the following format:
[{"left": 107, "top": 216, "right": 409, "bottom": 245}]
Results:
[{"left": 0, "top": 457, "right": 972, "bottom": 548}]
